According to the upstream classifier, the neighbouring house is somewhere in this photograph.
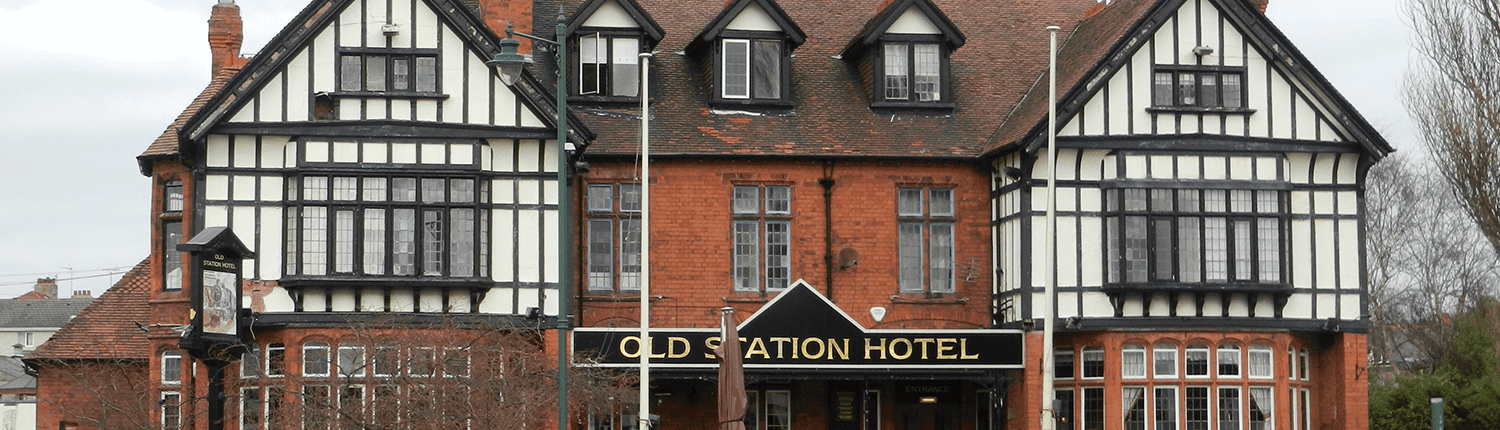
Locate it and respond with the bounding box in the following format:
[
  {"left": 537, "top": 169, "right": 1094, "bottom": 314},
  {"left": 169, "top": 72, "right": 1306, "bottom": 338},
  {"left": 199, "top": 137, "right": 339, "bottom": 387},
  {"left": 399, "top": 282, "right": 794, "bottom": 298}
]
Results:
[{"left": 33, "top": 0, "right": 1389, "bottom": 429}]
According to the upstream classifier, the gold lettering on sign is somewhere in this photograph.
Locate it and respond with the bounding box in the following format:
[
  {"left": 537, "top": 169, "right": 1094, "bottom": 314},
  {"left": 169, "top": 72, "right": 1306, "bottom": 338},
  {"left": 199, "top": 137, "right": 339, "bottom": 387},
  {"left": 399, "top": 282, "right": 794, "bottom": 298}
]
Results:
[
  {"left": 770, "top": 337, "right": 794, "bottom": 359},
  {"left": 960, "top": 338, "right": 980, "bottom": 359},
  {"left": 800, "top": 338, "right": 825, "bottom": 360},
  {"left": 668, "top": 337, "right": 691, "bottom": 359},
  {"left": 936, "top": 338, "right": 958, "bottom": 359},
  {"left": 889, "top": 338, "right": 913, "bottom": 360},
  {"left": 913, "top": 338, "right": 936, "bottom": 359},
  {"left": 864, "top": 338, "right": 886, "bottom": 360},
  {"left": 746, "top": 337, "right": 770, "bottom": 359},
  {"left": 704, "top": 336, "right": 721, "bottom": 359},
  {"left": 620, "top": 336, "right": 643, "bottom": 358},
  {"left": 829, "top": 338, "right": 850, "bottom": 360}
]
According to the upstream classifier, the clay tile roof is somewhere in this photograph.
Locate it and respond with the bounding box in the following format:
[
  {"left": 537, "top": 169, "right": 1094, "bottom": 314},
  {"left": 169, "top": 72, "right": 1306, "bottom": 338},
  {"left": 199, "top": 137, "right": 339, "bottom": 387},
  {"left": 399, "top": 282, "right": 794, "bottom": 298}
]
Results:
[
  {"left": 987, "top": 0, "right": 1159, "bottom": 154},
  {"left": 27, "top": 259, "right": 151, "bottom": 361},
  {"left": 137, "top": 66, "right": 242, "bottom": 170},
  {"left": 573, "top": 0, "right": 1099, "bottom": 158}
]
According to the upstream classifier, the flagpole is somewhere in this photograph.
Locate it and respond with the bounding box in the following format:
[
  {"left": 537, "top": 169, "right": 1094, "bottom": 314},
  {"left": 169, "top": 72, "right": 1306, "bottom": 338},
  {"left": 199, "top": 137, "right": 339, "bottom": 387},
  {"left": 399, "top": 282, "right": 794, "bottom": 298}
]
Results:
[
  {"left": 638, "top": 51, "right": 653, "bottom": 430},
  {"left": 1040, "top": 25, "right": 1061, "bottom": 430}
]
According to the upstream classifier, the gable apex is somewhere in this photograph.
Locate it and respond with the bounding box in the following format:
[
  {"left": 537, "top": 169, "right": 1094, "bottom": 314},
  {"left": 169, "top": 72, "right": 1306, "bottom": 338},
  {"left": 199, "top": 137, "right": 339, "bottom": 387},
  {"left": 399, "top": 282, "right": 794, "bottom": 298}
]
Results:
[
  {"left": 694, "top": 0, "right": 806, "bottom": 47},
  {"left": 845, "top": 0, "right": 965, "bottom": 55},
  {"left": 567, "top": 0, "right": 665, "bottom": 47}
]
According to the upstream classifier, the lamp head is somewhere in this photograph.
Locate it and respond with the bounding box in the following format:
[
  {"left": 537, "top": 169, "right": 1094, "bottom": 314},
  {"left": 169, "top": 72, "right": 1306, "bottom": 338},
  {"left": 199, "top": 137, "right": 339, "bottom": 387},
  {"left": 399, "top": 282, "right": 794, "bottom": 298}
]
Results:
[{"left": 487, "top": 22, "right": 532, "bottom": 86}]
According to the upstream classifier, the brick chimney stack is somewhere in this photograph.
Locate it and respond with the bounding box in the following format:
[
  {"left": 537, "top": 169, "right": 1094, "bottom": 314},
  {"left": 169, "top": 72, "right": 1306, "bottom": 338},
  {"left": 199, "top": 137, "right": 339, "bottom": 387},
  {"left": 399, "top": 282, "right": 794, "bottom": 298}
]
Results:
[
  {"left": 33, "top": 278, "right": 57, "bottom": 300},
  {"left": 1251, "top": 0, "right": 1268, "bottom": 12},
  {"left": 72, "top": 290, "right": 92, "bottom": 298},
  {"left": 209, "top": 0, "right": 247, "bottom": 77},
  {"left": 476, "top": 0, "right": 535, "bottom": 54}
]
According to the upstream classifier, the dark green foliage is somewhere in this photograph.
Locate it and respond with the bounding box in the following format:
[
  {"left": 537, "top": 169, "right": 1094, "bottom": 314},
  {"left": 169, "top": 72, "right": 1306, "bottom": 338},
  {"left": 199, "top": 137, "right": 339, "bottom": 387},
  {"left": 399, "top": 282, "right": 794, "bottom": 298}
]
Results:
[{"left": 1371, "top": 303, "right": 1500, "bottom": 430}]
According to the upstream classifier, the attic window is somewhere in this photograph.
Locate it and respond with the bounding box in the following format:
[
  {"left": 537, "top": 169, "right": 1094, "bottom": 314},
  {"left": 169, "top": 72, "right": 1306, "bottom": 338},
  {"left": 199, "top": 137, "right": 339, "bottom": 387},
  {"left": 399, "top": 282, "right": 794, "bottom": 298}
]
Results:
[
  {"left": 880, "top": 40, "right": 943, "bottom": 103},
  {"left": 721, "top": 36, "right": 785, "bottom": 100},
  {"left": 1150, "top": 67, "right": 1248, "bottom": 111},
  {"left": 336, "top": 48, "right": 442, "bottom": 97},
  {"left": 574, "top": 32, "right": 642, "bottom": 99}
]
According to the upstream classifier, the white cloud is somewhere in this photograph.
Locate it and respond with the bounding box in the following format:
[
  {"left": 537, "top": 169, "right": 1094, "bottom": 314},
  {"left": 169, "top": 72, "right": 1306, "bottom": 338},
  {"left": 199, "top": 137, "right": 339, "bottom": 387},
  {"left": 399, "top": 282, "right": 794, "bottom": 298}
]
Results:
[{"left": 0, "top": 0, "right": 202, "bottom": 62}]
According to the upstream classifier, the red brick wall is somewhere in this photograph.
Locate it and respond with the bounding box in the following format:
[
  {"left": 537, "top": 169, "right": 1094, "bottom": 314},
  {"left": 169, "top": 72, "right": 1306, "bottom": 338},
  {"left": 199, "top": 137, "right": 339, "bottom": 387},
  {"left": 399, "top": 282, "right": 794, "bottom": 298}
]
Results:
[
  {"left": 34, "top": 360, "right": 152, "bottom": 430},
  {"left": 577, "top": 159, "right": 994, "bottom": 330}
]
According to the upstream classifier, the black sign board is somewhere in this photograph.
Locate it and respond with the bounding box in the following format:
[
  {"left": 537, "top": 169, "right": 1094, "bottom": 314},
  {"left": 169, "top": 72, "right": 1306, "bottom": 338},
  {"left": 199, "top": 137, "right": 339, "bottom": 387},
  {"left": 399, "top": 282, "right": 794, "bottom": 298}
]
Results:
[
  {"left": 177, "top": 227, "right": 255, "bottom": 357},
  {"left": 573, "top": 281, "right": 1024, "bottom": 370}
]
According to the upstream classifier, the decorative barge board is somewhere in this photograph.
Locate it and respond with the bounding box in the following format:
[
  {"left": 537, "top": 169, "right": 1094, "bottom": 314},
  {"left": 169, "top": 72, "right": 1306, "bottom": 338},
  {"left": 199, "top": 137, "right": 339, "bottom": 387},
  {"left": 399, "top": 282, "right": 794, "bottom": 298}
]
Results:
[
  {"left": 175, "top": 0, "right": 595, "bottom": 320},
  {"left": 987, "top": 0, "right": 1392, "bottom": 331}
]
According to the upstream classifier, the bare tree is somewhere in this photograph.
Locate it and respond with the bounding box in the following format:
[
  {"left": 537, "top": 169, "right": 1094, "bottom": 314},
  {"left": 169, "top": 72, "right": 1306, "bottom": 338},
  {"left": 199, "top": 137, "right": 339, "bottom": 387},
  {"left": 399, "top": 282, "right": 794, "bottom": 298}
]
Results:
[
  {"left": 30, "top": 359, "right": 155, "bottom": 430},
  {"left": 226, "top": 317, "right": 637, "bottom": 430},
  {"left": 1405, "top": 0, "right": 1500, "bottom": 254},
  {"left": 1365, "top": 154, "right": 1500, "bottom": 373}
]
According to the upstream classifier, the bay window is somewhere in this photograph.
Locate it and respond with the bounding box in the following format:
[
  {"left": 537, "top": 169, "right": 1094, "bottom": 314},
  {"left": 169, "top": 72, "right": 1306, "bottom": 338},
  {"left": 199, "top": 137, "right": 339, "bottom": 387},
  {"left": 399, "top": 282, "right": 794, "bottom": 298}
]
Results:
[{"left": 1104, "top": 187, "right": 1286, "bottom": 286}]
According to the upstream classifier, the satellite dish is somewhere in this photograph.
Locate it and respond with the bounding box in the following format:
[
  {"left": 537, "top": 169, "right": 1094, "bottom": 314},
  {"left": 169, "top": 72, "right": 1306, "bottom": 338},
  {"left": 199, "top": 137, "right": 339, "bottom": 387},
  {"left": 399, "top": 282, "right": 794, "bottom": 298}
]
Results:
[{"left": 837, "top": 247, "right": 859, "bottom": 269}]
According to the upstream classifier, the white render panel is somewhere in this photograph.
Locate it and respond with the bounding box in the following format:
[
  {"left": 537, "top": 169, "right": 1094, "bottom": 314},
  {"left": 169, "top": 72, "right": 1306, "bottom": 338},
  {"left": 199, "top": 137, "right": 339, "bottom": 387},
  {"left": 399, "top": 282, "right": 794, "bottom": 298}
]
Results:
[
  {"left": 544, "top": 210, "right": 559, "bottom": 282},
  {"left": 888, "top": 6, "right": 941, "bottom": 34},
  {"left": 339, "top": 0, "right": 364, "bottom": 46},
  {"left": 330, "top": 289, "right": 357, "bottom": 312},
  {"left": 1253, "top": 293, "right": 1275, "bottom": 317},
  {"left": 1081, "top": 93, "right": 1105, "bottom": 136},
  {"left": 1057, "top": 292, "right": 1078, "bottom": 318},
  {"left": 1256, "top": 156, "right": 1278, "bottom": 180},
  {"left": 367, "top": 101, "right": 388, "bottom": 121},
  {"left": 306, "top": 141, "right": 330, "bottom": 163},
  {"left": 1124, "top": 155, "right": 1146, "bottom": 179},
  {"left": 1148, "top": 292, "right": 1172, "bottom": 316},
  {"left": 1229, "top": 156, "right": 1252, "bottom": 180},
  {"left": 1199, "top": 1, "right": 1221, "bottom": 61},
  {"left": 1317, "top": 294, "right": 1338, "bottom": 320},
  {"left": 1082, "top": 293, "right": 1112, "bottom": 316},
  {"left": 1058, "top": 217, "right": 1079, "bottom": 287},
  {"left": 582, "top": 0, "right": 641, "bottom": 28},
  {"left": 497, "top": 87, "right": 519, "bottom": 127},
  {"left": 452, "top": 144, "right": 475, "bottom": 166},
  {"left": 521, "top": 106, "right": 544, "bottom": 127},
  {"left": 1339, "top": 219, "right": 1360, "bottom": 290},
  {"left": 232, "top": 206, "right": 257, "bottom": 276},
  {"left": 421, "top": 143, "right": 445, "bottom": 164},
  {"left": 414, "top": 2, "right": 440, "bottom": 49},
  {"left": 1222, "top": 16, "right": 1245, "bottom": 67},
  {"left": 519, "top": 140, "right": 543, "bottom": 172},
  {"left": 261, "top": 176, "right": 285, "bottom": 201},
  {"left": 391, "top": 100, "right": 413, "bottom": 121},
  {"left": 1030, "top": 217, "right": 1046, "bottom": 287},
  {"left": 1225, "top": 293, "right": 1249, "bottom": 317},
  {"left": 1107, "top": 66, "right": 1131, "bottom": 134},
  {"left": 517, "top": 179, "right": 542, "bottom": 205},
  {"left": 493, "top": 209, "right": 515, "bottom": 282},
  {"left": 390, "top": 0, "right": 413, "bottom": 48},
  {"left": 390, "top": 289, "right": 415, "bottom": 312},
  {"left": 1154, "top": 17, "right": 1175, "bottom": 65},
  {"left": 360, "top": 287, "right": 384, "bottom": 311},
  {"left": 208, "top": 135, "right": 231, "bottom": 167},
  {"left": 262, "top": 287, "right": 296, "bottom": 312},
  {"left": 1337, "top": 191, "right": 1357, "bottom": 215},
  {"left": 1178, "top": 156, "right": 1200, "bottom": 180},
  {"left": 362, "top": 142, "right": 388, "bottom": 164},
  {"left": 1287, "top": 153, "right": 1312, "bottom": 184},
  {"left": 259, "top": 74, "right": 285, "bottom": 122},
  {"left": 1202, "top": 293, "right": 1223, "bottom": 317},
  {"left": 480, "top": 142, "right": 494, "bottom": 170},
  {"left": 1181, "top": 113, "right": 1201, "bottom": 135},
  {"left": 479, "top": 287, "right": 516, "bottom": 314},
  {"left": 1341, "top": 294, "right": 1361, "bottom": 320},
  {"left": 417, "top": 99, "right": 439, "bottom": 121},
  {"left": 333, "top": 141, "right": 358, "bottom": 163},
  {"left": 285, "top": 49, "right": 311, "bottom": 121},
  {"left": 1080, "top": 150, "right": 1107, "bottom": 181},
  {"left": 1080, "top": 188, "right": 1102, "bottom": 212},
  {"left": 1175, "top": 296, "right": 1195, "bottom": 316},
  {"left": 1338, "top": 153, "right": 1360, "bottom": 184},
  {"left": 1058, "top": 187, "right": 1077, "bottom": 212},
  {"left": 1294, "top": 97, "right": 1316, "bottom": 141},
  {"left": 206, "top": 175, "right": 230, "bottom": 201},
  {"left": 523, "top": 287, "right": 551, "bottom": 316},
  {"left": 314, "top": 33, "right": 336, "bottom": 93},
  {"left": 450, "top": 293, "right": 471, "bottom": 313},
  {"left": 441, "top": 27, "right": 466, "bottom": 123},
  {"left": 392, "top": 143, "right": 418, "bottom": 164},
  {"left": 493, "top": 179, "right": 515, "bottom": 204},
  {"left": 232, "top": 176, "right": 256, "bottom": 201},
  {"left": 262, "top": 136, "right": 289, "bottom": 168},
  {"left": 1121, "top": 295, "right": 1144, "bottom": 316},
  {"left": 468, "top": 58, "right": 492, "bottom": 124},
  {"left": 1150, "top": 155, "right": 1172, "bottom": 179},
  {"left": 1202, "top": 156, "right": 1226, "bottom": 180},
  {"left": 1057, "top": 149, "right": 1080, "bottom": 181},
  {"left": 364, "top": 0, "right": 388, "bottom": 48},
  {"left": 233, "top": 137, "right": 257, "bottom": 168},
  {"left": 1245, "top": 55, "right": 1270, "bottom": 137},
  {"left": 1313, "top": 191, "right": 1334, "bottom": 215},
  {"left": 726, "top": 2, "right": 779, "bottom": 31},
  {"left": 518, "top": 210, "right": 543, "bottom": 283},
  {"left": 1131, "top": 51, "right": 1153, "bottom": 134},
  {"left": 492, "top": 140, "right": 517, "bottom": 171},
  {"left": 1291, "top": 219, "right": 1312, "bottom": 286},
  {"left": 304, "top": 289, "right": 327, "bottom": 312},
  {"left": 418, "top": 288, "right": 443, "bottom": 312},
  {"left": 228, "top": 99, "right": 255, "bottom": 123},
  {"left": 260, "top": 206, "right": 283, "bottom": 279},
  {"left": 1269, "top": 74, "right": 1293, "bottom": 139},
  {"left": 1314, "top": 219, "right": 1337, "bottom": 289},
  {"left": 1080, "top": 217, "right": 1103, "bottom": 287}
]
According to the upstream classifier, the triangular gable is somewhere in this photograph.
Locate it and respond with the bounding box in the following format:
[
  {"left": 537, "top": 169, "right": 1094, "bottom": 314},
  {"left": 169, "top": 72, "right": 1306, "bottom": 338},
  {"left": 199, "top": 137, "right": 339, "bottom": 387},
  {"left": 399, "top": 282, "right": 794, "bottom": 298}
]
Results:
[
  {"left": 988, "top": 0, "right": 1391, "bottom": 158},
  {"left": 693, "top": 0, "right": 806, "bottom": 48},
  {"left": 566, "top": 0, "right": 665, "bottom": 49},
  {"left": 179, "top": 0, "right": 594, "bottom": 148},
  {"left": 736, "top": 280, "right": 865, "bottom": 339},
  {"left": 844, "top": 0, "right": 965, "bottom": 56}
]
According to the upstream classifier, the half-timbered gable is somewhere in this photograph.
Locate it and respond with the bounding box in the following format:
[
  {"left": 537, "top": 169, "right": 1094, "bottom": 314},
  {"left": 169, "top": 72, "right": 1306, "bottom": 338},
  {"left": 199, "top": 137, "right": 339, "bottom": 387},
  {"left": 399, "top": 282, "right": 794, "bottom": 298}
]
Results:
[
  {"left": 989, "top": 0, "right": 1391, "bottom": 330},
  {"left": 177, "top": 0, "right": 591, "bottom": 320}
]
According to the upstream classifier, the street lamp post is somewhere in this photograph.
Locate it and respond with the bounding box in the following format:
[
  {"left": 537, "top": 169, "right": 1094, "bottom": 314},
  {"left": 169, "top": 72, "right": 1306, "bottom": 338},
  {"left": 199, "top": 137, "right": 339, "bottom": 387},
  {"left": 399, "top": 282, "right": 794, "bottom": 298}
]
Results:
[{"left": 488, "top": 12, "right": 573, "bottom": 430}]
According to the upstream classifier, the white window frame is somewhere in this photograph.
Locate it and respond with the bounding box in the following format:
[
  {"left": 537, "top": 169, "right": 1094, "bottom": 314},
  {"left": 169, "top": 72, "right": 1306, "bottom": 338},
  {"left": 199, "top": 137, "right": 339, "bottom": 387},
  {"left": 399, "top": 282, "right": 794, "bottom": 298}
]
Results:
[
  {"left": 1082, "top": 346, "right": 1105, "bottom": 379},
  {"left": 1218, "top": 386, "right": 1243, "bottom": 430},
  {"left": 162, "top": 391, "right": 183, "bottom": 430},
  {"left": 241, "top": 344, "right": 261, "bottom": 378},
  {"left": 267, "top": 343, "right": 286, "bottom": 377},
  {"left": 1153, "top": 386, "right": 1178, "bottom": 430},
  {"left": 1248, "top": 346, "right": 1274, "bottom": 379},
  {"left": 1248, "top": 386, "right": 1274, "bottom": 430},
  {"left": 1153, "top": 345, "right": 1179, "bottom": 379},
  {"left": 303, "top": 342, "right": 331, "bottom": 378},
  {"left": 241, "top": 386, "right": 264, "bottom": 430},
  {"left": 1299, "top": 349, "right": 1309, "bottom": 381},
  {"left": 1055, "top": 348, "right": 1075, "bottom": 379},
  {"left": 444, "top": 347, "right": 471, "bottom": 378},
  {"left": 1185, "top": 344, "right": 1210, "bottom": 378},
  {"left": 577, "top": 33, "right": 642, "bottom": 97},
  {"left": 161, "top": 351, "right": 182, "bottom": 385},
  {"left": 1217, "top": 345, "right": 1242, "bottom": 379},
  {"left": 338, "top": 343, "right": 365, "bottom": 377},
  {"left": 1122, "top": 345, "right": 1147, "bottom": 379},
  {"left": 1123, "top": 386, "right": 1147, "bottom": 430}
]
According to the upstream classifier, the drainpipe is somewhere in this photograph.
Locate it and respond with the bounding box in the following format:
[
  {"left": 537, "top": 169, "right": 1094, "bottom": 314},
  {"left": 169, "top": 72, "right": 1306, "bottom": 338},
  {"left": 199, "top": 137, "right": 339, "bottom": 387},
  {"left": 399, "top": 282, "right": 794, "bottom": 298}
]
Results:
[{"left": 820, "top": 163, "right": 836, "bottom": 300}]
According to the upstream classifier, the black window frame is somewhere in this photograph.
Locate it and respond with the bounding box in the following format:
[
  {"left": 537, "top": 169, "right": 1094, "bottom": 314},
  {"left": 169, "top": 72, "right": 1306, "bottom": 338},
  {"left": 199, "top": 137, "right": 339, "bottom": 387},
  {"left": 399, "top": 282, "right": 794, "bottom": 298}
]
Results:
[
  {"left": 335, "top": 48, "right": 445, "bottom": 99},
  {"left": 732, "top": 184, "right": 793, "bottom": 294},
  {"left": 1148, "top": 66, "right": 1252, "bottom": 113},
  {"left": 714, "top": 30, "right": 793, "bottom": 107},
  {"left": 874, "top": 35, "right": 953, "bottom": 108},
  {"left": 1102, "top": 185, "right": 1289, "bottom": 292},
  {"left": 586, "top": 183, "right": 643, "bottom": 293},
  {"left": 571, "top": 30, "right": 645, "bottom": 103},
  {"left": 896, "top": 187, "right": 957, "bottom": 295}
]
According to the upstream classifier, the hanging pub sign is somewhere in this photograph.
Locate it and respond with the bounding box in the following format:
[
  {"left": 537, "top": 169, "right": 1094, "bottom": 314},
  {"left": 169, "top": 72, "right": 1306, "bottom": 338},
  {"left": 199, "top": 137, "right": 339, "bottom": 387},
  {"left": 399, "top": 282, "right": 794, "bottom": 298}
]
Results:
[
  {"left": 573, "top": 281, "right": 1025, "bottom": 370},
  {"left": 177, "top": 227, "right": 255, "bottom": 358}
]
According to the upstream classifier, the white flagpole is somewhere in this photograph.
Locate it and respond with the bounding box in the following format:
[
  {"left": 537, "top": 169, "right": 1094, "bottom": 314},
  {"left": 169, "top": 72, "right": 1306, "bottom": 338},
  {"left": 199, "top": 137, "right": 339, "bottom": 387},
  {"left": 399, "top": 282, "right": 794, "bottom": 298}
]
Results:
[
  {"left": 1041, "top": 25, "right": 1060, "bottom": 430},
  {"left": 638, "top": 51, "right": 653, "bottom": 430}
]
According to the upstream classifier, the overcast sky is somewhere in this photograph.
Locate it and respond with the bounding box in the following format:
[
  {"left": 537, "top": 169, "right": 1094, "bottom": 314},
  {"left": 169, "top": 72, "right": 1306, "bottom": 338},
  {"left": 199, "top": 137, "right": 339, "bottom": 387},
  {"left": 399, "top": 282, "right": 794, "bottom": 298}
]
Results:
[{"left": 0, "top": 0, "right": 1416, "bottom": 298}]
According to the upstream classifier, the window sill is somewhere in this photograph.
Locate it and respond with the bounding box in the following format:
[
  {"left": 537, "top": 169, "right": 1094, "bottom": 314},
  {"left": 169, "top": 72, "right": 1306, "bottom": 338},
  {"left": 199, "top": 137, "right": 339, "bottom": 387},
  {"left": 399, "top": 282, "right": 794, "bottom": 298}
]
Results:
[
  {"left": 1100, "top": 282, "right": 1291, "bottom": 294},
  {"left": 870, "top": 101, "right": 956, "bottom": 111},
  {"left": 889, "top": 295, "right": 969, "bottom": 305},
  {"left": 159, "top": 212, "right": 183, "bottom": 221},
  {"left": 581, "top": 294, "right": 650, "bottom": 302},
  {"left": 569, "top": 95, "right": 642, "bottom": 107},
  {"left": 278, "top": 276, "right": 492, "bottom": 290},
  {"left": 1146, "top": 107, "right": 1257, "bottom": 115},
  {"left": 722, "top": 295, "right": 772, "bottom": 304},
  {"left": 326, "top": 91, "right": 450, "bottom": 100},
  {"left": 709, "top": 99, "right": 796, "bottom": 110}
]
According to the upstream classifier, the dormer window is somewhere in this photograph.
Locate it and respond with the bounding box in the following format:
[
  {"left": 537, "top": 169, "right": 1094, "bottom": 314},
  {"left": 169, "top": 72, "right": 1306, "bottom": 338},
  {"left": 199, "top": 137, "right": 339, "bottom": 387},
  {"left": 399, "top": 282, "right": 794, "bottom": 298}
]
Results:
[
  {"left": 844, "top": 0, "right": 964, "bottom": 109},
  {"left": 565, "top": 0, "right": 664, "bottom": 103},
  {"left": 722, "top": 36, "right": 784, "bottom": 100},
  {"left": 881, "top": 40, "right": 942, "bottom": 102},
  {"left": 337, "top": 48, "right": 440, "bottom": 96},
  {"left": 690, "top": 0, "right": 805, "bottom": 108}
]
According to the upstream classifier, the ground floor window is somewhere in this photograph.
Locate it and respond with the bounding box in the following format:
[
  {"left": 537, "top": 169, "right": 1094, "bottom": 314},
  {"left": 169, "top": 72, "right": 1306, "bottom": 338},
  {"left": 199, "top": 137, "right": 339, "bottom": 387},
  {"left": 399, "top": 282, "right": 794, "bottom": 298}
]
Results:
[
  {"left": 162, "top": 391, "right": 182, "bottom": 430},
  {"left": 746, "top": 389, "right": 792, "bottom": 430}
]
